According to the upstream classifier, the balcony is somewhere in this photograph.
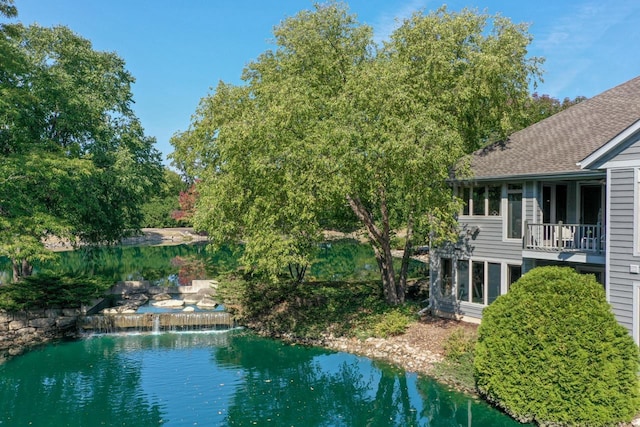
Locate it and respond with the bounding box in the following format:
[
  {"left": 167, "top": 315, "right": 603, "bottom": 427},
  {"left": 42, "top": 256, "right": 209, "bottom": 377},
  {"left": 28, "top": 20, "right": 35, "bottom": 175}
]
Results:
[{"left": 523, "top": 222, "right": 605, "bottom": 264}]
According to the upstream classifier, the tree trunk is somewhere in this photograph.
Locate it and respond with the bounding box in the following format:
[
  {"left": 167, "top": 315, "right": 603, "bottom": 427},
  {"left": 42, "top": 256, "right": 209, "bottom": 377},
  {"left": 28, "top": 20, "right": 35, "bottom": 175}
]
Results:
[
  {"left": 346, "top": 192, "right": 401, "bottom": 305},
  {"left": 397, "top": 215, "right": 414, "bottom": 305},
  {"left": 11, "top": 258, "right": 33, "bottom": 282}
]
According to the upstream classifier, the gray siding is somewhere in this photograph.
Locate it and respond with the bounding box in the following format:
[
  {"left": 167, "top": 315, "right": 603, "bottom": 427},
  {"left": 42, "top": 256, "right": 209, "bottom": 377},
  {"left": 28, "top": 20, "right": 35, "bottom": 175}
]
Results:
[
  {"left": 607, "top": 168, "right": 639, "bottom": 335},
  {"left": 597, "top": 130, "right": 640, "bottom": 165},
  {"left": 524, "top": 181, "right": 535, "bottom": 223},
  {"left": 458, "top": 217, "right": 521, "bottom": 261}
]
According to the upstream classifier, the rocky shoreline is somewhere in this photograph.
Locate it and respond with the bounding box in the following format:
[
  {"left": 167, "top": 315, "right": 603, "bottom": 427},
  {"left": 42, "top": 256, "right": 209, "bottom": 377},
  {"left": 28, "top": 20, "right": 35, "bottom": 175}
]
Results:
[{"left": 250, "top": 315, "right": 480, "bottom": 393}]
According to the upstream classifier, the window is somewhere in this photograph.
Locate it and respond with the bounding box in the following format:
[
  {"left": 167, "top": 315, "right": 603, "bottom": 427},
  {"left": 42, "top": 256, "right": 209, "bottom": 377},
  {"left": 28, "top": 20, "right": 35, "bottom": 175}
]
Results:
[
  {"left": 487, "top": 263, "right": 501, "bottom": 304},
  {"left": 459, "top": 185, "right": 502, "bottom": 216},
  {"left": 472, "top": 261, "right": 484, "bottom": 303},
  {"left": 461, "top": 187, "right": 471, "bottom": 215},
  {"left": 507, "top": 184, "right": 523, "bottom": 239},
  {"left": 457, "top": 260, "right": 503, "bottom": 305},
  {"left": 507, "top": 264, "right": 522, "bottom": 290},
  {"left": 457, "top": 260, "right": 469, "bottom": 301},
  {"left": 488, "top": 186, "right": 501, "bottom": 215},
  {"left": 440, "top": 258, "right": 453, "bottom": 296}
]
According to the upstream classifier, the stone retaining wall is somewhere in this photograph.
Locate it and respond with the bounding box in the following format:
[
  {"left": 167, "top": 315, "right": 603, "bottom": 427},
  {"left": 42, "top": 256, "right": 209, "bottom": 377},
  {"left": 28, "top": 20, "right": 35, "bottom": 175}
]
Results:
[{"left": 0, "top": 308, "right": 81, "bottom": 363}]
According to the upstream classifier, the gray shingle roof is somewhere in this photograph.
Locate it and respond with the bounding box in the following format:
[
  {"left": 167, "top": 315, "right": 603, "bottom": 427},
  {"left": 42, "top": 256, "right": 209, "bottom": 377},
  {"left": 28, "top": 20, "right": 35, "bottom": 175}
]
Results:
[{"left": 469, "top": 75, "right": 640, "bottom": 179}]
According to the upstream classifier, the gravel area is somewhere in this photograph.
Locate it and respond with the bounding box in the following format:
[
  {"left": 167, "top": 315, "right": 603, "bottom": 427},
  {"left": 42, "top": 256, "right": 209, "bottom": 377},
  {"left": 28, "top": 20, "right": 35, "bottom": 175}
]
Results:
[{"left": 322, "top": 316, "right": 478, "bottom": 376}]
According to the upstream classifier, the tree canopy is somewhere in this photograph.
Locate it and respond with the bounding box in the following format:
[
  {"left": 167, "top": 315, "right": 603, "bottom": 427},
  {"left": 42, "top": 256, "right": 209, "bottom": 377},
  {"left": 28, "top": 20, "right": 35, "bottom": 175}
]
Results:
[
  {"left": 0, "top": 6, "right": 162, "bottom": 281},
  {"left": 171, "top": 3, "right": 542, "bottom": 304}
]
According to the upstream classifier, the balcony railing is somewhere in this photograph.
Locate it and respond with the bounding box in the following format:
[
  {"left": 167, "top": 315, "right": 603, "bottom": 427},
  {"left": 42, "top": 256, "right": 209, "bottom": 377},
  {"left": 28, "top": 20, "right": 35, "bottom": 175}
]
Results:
[{"left": 524, "top": 222, "right": 604, "bottom": 253}]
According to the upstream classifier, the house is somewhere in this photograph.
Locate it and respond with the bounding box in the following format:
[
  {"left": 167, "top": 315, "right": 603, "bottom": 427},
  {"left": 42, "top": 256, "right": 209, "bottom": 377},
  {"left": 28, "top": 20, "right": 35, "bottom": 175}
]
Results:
[{"left": 430, "top": 75, "right": 640, "bottom": 343}]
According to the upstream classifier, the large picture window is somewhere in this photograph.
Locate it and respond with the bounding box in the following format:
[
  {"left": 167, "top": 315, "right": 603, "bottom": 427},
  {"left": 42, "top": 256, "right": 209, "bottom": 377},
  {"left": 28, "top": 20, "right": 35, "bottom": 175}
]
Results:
[{"left": 459, "top": 185, "right": 501, "bottom": 216}]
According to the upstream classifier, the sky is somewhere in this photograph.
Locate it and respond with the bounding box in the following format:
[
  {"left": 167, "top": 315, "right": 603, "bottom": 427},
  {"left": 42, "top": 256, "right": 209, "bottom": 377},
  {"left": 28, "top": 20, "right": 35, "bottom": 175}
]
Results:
[{"left": 10, "top": 0, "right": 640, "bottom": 165}]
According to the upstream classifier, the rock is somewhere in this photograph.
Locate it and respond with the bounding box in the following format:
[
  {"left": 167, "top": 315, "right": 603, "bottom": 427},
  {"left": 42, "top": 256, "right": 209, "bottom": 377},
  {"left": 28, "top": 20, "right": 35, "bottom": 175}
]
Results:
[
  {"left": 196, "top": 297, "right": 218, "bottom": 309},
  {"left": 152, "top": 293, "right": 172, "bottom": 301},
  {"left": 183, "top": 295, "right": 200, "bottom": 305},
  {"left": 29, "top": 318, "right": 56, "bottom": 329},
  {"left": 62, "top": 308, "right": 81, "bottom": 317},
  {"left": 56, "top": 317, "right": 77, "bottom": 329},
  {"left": 183, "top": 306, "right": 195, "bottom": 312},
  {"left": 152, "top": 299, "right": 184, "bottom": 308},
  {"left": 8, "top": 320, "right": 26, "bottom": 331}
]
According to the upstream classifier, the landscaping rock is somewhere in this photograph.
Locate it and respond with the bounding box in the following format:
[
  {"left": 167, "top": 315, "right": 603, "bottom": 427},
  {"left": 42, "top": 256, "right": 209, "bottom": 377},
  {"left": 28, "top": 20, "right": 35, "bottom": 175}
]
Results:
[
  {"left": 196, "top": 297, "right": 218, "bottom": 309},
  {"left": 152, "top": 293, "right": 172, "bottom": 301},
  {"left": 152, "top": 299, "right": 184, "bottom": 308}
]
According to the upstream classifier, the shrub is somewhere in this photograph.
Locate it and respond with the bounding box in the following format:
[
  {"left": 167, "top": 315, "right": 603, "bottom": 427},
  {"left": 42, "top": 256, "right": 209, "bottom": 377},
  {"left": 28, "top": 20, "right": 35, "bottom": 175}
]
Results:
[
  {"left": 372, "top": 309, "right": 412, "bottom": 338},
  {"left": 474, "top": 266, "right": 640, "bottom": 426},
  {"left": 443, "top": 328, "right": 476, "bottom": 363},
  {"left": 0, "top": 273, "right": 111, "bottom": 311}
]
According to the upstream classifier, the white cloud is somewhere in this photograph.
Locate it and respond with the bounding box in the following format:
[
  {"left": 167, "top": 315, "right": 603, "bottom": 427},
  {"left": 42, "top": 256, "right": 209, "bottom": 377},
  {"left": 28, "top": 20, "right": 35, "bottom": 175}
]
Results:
[{"left": 533, "top": 0, "right": 640, "bottom": 96}]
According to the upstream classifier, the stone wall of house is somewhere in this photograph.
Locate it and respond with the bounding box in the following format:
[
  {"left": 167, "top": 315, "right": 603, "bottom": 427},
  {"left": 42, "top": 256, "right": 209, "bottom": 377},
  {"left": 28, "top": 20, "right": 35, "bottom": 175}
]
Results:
[{"left": 0, "top": 308, "right": 80, "bottom": 363}]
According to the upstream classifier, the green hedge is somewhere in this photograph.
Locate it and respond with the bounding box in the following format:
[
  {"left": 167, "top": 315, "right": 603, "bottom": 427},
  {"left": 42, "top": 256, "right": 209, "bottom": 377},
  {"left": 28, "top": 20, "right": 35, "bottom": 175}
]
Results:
[
  {"left": 0, "top": 273, "right": 111, "bottom": 311},
  {"left": 474, "top": 266, "right": 640, "bottom": 426}
]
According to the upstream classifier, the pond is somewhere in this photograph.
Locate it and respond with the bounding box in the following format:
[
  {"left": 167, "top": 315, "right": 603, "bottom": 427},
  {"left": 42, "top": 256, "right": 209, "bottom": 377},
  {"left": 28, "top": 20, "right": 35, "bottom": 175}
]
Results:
[
  {"left": 0, "top": 241, "right": 524, "bottom": 425},
  {"left": 0, "top": 239, "right": 427, "bottom": 285},
  {"left": 0, "top": 329, "right": 522, "bottom": 426}
]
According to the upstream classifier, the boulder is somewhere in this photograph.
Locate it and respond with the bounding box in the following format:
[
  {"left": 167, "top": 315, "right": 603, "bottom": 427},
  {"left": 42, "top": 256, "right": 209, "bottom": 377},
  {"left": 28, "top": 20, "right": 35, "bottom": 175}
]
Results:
[
  {"left": 196, "top": 297, "right": 218, "bottom": 309},
  {"left": 152, "top": 299, "right": 184, "bottom": 308},
  {"left": 183, "top": 295, "right": 200, "bottom": 305},
  {"left": 183, "top": 306, "right": 195, "bottom": 312},
  {"left": 29, "top": 318, "right": 56, "bottom": 329},
  {"left": 152, "top": 293, "right": 172, "bottom": 301}
]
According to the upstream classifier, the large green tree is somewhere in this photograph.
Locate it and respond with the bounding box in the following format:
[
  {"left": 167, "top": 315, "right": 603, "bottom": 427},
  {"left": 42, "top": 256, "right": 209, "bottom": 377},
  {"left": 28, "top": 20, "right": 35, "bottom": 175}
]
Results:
[
  {"left": 171, "top": 3, "right": 541, "bottom": 304},
  {"left": 140, "top": 168, "right": 187, "bottom": 228},
  {"left": 0, "top": 7, "right": 162, "bottom": 281}
]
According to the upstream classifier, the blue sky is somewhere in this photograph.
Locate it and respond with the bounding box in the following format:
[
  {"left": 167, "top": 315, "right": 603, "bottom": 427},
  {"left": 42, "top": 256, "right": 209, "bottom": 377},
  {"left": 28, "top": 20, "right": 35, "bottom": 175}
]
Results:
[{"left": 12, "top": 0, "right": 640, "bottom": 165}]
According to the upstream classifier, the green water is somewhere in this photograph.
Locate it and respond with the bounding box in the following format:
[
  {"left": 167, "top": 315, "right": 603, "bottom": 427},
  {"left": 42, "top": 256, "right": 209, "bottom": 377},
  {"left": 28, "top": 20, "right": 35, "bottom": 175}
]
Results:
[
  {"left": 0, "top": 240, "right": 426, "bottom": 285},
  {"left": 0, "top": 330, "right": 521, "bottom": 427}
]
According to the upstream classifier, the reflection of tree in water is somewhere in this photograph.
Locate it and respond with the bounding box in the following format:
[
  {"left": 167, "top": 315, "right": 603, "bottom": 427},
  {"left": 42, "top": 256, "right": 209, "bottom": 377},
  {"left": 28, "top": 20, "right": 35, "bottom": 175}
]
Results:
[
  {"left": 171, "top": 255, "right": 208, "bottom": 285},
  {"left": 0, "top": 338, "right": 164, "bottom": 426},
  {"left": 417, "top": 377, "right": 523, "bottom": 427},
  {"left": 25, "top": 243, "right": 242, "bottom": 284},
  {"left": 216, "top": 333, "right": 426, "bottom": 426},
  {"left": 310, "top": 240, "right": 424, "bottom": 282}
]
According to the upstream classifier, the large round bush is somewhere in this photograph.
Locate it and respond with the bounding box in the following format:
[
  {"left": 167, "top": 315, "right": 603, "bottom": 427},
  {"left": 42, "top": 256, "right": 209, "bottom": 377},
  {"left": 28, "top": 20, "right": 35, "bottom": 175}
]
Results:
[{"left": 474, "top": 266, "right": 639, "bottom": 426}]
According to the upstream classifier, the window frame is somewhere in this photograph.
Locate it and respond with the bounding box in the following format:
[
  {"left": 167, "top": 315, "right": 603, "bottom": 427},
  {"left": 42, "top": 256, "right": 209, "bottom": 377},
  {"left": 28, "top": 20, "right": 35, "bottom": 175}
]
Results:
[
  {"left": 505, "top": 183, "right": 523, "bottom": 240},
  {"left": 459, "top": 184, "right": 502, "bottom": 217},
  {"left": 456, "top": 259, "right": 503, "bottom": 305}
]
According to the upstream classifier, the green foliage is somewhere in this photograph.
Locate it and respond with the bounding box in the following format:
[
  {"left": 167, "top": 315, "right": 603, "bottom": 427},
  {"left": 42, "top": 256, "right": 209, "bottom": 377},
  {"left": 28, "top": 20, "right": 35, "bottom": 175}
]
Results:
[
  {"left": 371, "top": 308, "right": 413, "bottom": 338},
  {"left": 171, "top": 3, "right": 541, "bottom": 304},
  {"left": 474, "top": 266, "right": 640, "bottom": 425},
  {"left": 141, "top": 169, "right": 187, "bottom": 228},
  {"left": 443, "top": 328, "right": 477, "bottom": 363},
  {"left": 0, "top": 272, "right": 111, "bottom": 310},
  {"left": 430, "top": 328, "right": 478, "bottom": 393},
  {"left": 218, "top": 273, "right": 415, "bottom": 340},
  {"left": 0, "top": 18, "right": 162, "bottom": 281},
  {"left": 517, "top": 93, "right": 587, "bottom": 131}
]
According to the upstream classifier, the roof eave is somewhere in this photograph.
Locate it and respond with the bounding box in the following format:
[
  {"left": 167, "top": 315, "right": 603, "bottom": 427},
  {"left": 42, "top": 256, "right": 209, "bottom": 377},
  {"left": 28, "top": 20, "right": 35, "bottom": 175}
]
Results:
[
  {"left": 578, "top": 119, "right": 640, "bottom": 169},
  {"left": 450, "top": 169, "right": 606, "bottom": 184}
]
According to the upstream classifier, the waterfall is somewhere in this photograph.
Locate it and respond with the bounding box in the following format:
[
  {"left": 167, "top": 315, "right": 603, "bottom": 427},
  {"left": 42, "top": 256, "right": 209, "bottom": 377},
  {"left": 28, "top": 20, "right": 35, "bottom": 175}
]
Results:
[
  {"left": 78, "top": 312, "right": 236, "bottom": 334},
  {"left": 152, "top": 315, "right": 160, "bottom": 334}
]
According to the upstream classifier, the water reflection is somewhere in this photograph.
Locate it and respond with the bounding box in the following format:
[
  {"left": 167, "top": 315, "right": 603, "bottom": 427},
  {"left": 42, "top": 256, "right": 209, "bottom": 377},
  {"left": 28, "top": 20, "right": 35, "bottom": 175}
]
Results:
[
  {"left": 0, "top": 240, "right": 425, "bottom": 285},
  {"left": 0, "top": 330, "right": 523, "bottom": 426}
]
